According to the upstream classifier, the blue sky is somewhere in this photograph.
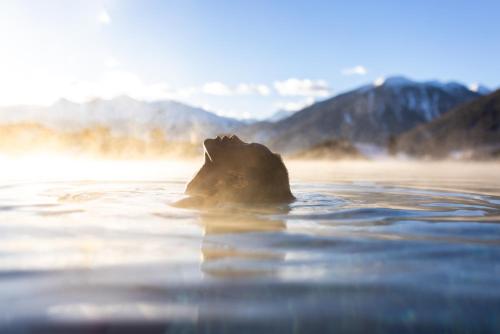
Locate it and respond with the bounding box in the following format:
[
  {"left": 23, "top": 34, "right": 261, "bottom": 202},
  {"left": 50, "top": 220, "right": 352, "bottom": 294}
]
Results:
[{"left": 0, "top": 0, "right": 498, "bottom": 118}]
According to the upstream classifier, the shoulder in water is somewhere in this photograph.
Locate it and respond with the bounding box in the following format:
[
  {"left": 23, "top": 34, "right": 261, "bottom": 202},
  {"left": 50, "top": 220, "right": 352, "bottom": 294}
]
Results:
[{"left": 175, "top": 135, "right": 295, "bottom": 208}]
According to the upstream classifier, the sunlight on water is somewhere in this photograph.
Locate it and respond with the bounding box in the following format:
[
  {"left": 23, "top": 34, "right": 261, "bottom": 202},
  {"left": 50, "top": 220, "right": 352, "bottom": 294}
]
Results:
[
  {"left": 0, "top": 154, "right": 201, "bottom": 182},
  {"left": 1, "top": 157, "right": 499, "bottom": 332}
]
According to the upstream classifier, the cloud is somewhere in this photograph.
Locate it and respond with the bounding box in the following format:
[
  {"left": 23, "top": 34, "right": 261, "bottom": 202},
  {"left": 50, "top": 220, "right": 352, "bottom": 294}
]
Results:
[
  {"left": 172, "top": 86, "right": 198, "bottom": 99},
  {"left": 98, "top": 9, "right": 111, "bottom": 25},
  {"left": 202, "top": 82, "right": 271, "bottom": 96},
  {"left": 59, "top": 75, "right": 275, "bottom": 104},
  {"left": 341, "top": 65, "right": 367, "bottom": 76},
  {"left": 63, "top": 71, "right": 174, "bottom": 102},
  {"left": 274, "top": 78, "right": 330, "bottom": 97},
  {"left": 274, "top": 97, "right": 315, "bottom": 112},
  {"left": 202, "top": 82, "right": 232, "bottom": 96},
  {"left": 105, "top": 56, "right": 120, "bottom": 68},
  {"left": 235, "top": 83, "right": 271, "bottom": 96}
]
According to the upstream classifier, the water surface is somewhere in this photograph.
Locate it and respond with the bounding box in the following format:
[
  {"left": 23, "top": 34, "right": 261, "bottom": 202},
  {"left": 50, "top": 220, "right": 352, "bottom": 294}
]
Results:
[{"left": 1, "top": 159, "right": 499, "bottom": 333}]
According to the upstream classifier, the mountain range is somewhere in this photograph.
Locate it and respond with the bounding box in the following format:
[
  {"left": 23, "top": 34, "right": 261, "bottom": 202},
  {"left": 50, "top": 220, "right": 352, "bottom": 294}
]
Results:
[
  {"left": 239, "top": 76, "right": 483, "bottom": 153},
  {"left": 0, "top": 76, "right": 497, "bottom": 159},
  {"left": 0, "top": 95, "right": 243, "bottom": 143}
]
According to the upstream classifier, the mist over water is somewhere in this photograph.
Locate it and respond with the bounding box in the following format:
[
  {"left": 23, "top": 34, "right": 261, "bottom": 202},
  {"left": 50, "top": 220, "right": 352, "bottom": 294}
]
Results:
[{"left": 1, "top": 159, "right": 499, "bottom": 332}]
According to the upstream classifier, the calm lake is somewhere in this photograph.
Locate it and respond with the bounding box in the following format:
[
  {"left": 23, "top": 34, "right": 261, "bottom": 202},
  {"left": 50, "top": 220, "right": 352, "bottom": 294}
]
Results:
[{"left": 1, "top": 158, "right": 499, "bottom": 333}]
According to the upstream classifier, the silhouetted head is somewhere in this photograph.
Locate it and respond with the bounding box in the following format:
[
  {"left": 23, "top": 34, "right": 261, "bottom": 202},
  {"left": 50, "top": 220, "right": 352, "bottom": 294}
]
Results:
[{"left": 185, "top": 135, "right": 295, "bottom": 204}]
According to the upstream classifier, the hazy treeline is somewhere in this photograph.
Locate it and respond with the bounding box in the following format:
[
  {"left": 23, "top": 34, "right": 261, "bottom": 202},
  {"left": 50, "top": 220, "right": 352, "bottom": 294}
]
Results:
[{"left": 0, "top": 123, "right": 201, "bottom": 159}]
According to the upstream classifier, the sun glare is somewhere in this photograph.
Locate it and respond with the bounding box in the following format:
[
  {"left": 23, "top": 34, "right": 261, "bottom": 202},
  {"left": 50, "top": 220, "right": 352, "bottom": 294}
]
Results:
[{"left": 0, "top": 154, "right": 200, "bottom": 182}]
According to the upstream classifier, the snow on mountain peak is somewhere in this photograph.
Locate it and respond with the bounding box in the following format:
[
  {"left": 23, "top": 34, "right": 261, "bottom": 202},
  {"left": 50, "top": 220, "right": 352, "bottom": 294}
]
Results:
[
  {"left": 373, "top": 77, "right": 386, "bottom": 87},
  {"left": 372, "top": 76, "right": 418, "bottom": 88},
  {"left": 468, "top": 83, "right": 492, "bottom": 95}
]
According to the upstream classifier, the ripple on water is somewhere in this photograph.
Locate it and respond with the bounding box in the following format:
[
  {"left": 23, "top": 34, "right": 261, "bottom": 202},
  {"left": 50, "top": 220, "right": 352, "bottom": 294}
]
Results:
[{"left": 0, "top": 174, "right": 499, "bottom": 332}]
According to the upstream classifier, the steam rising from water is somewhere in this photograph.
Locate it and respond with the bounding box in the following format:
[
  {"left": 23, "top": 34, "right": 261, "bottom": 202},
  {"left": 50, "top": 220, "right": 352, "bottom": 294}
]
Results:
[
  {"left": 0, "top": 155, "right": 201, "bottom": 182},
  {"left": 0, "top": 123, "right": 200, "bottom": 159},
  {"left": 288, "top": 160, "right": 500, "bottom": 194},
  {"left": 1, "top": 156, "right": 499, "bottom": 197}
]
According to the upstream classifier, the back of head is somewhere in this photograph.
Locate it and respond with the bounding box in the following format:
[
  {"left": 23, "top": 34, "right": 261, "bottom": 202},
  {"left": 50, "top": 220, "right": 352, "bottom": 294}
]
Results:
[{"left": 185, "top": 135, "right": 295, "bottom": 205}]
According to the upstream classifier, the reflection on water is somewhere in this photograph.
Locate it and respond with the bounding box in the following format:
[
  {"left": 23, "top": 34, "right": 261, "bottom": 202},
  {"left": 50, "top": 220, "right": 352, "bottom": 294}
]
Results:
[
  {"left": 199, "top": 208, "right": 287, "bottom": 278},
  {"left": 0, "top": 160, "right": 500, "bottom": 332}
]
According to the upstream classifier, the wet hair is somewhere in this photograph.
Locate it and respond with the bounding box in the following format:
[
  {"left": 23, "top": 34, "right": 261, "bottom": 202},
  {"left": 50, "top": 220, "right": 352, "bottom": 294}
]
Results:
[
  {"left": 185, "top": 136, "right": 295, "bottom": 204},
  {"left": 243, "top": 149, "right": 294, "bottom": 203}
]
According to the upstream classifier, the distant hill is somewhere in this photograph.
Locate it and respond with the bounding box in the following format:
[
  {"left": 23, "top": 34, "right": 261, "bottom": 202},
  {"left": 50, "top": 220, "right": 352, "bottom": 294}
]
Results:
[
  {"left": 0, "top": 96, "right": 243, "bottom": 143},
  {"left": 0, "top": 79, "right": 495, "bottom": 160},
  {"left": 0, "top": 96, "right": 247, "bottom": 158},
  {"left": 240, "top": 76, "right": 482, "bottom": 153},
  {"left": 396, "top": 89, "right": 500, "bottom": 159}
]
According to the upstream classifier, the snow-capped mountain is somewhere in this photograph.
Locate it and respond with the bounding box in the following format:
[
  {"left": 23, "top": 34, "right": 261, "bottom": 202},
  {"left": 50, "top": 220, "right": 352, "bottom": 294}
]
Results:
[
  {"left": 468, "top": 83, "right": 492, "bottom": 95},
  {"left": 240, "top": 76, "right": 483, "bottom": 153},
  {"left": 0, "top": 96, "right": 244, "bottom": 143},
  {"left": 396, "top": 89, "right": 500, "bottom": 158}
]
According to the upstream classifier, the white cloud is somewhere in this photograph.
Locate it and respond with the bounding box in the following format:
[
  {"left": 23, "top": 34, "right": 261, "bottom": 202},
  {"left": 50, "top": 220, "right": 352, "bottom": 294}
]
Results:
[
  {"left": 274, "top": 97, "right": 315, "bottom": 112},
  {"left": 61, "top": 72, "right": 211, "bottom": 104},
  {"left": 63, "top": 71, "right": 173, "bottom": 102},
  {"left": 235, "top": 83, "right": 270, "bottom": 96},
  {"left": 202, "top": 82, "right": 270, "bottom": 96},
  {"left": 98, "top": 9, "right": 111, "bottom": 25},
  {"left": 341, "top": 65, "right": 367, "bottom": 76},
  {"left": 202, "top": 82, "right": 232, "bottom": 96},
  {"left": 105, "top": 56, "right": 120, "bottom": 68},
  {"left": 0, "top": 68, "right": 71, "bottom": 106},
  {"left": 172, "top": 86, "right": 198, "bottom": 99},
  {"left": 29, "top": 75, "right": 272, "bottom": 106},
  {"left": 274, "top": 78, "right": 330, "bottom": 97}
]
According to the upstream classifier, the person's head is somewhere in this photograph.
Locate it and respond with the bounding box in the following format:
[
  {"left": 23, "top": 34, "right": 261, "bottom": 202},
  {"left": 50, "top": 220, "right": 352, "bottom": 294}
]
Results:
[{"left": 186, "top": 135, "right": 295, "bottom": 204}]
